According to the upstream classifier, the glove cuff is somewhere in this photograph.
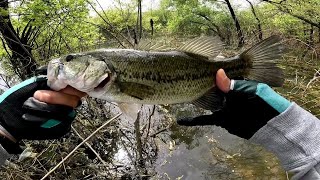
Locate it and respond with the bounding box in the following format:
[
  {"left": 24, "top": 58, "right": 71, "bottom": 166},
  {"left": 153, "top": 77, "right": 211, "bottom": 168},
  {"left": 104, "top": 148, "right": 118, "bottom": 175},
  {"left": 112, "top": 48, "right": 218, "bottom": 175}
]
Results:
[{"left": 230, "top": 79, "right": 235, "bottom": 90}]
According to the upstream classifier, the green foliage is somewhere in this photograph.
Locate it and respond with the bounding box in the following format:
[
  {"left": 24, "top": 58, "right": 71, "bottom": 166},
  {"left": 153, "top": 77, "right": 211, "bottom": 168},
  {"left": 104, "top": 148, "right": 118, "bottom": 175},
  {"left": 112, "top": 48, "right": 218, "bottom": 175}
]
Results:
[
  {"left": 0, "top": 8, "right": 9, "bottom": 16},
  {"left": 254, "top": 4, "right": 304, "bottom": 37},
  {"left": 272, "top": 0, "right": 320, "bottom": 24},
  {"left": 6, "top": 0, "right": 100, "bottom": 63},
  {"left": 159, "top": 0, "right": 213, "bottom": 36},
  {"left": 0, "top": 46, "right": 5, "bottom": 57},
  {"left": 97, "top": 7, "right": 136, "bottom": 35},
  {"left": 13, "top": 0, "right": 88, "bottom": 26},
  {"left": 0, "top": 44, "right": 14, "bottom": 76}
]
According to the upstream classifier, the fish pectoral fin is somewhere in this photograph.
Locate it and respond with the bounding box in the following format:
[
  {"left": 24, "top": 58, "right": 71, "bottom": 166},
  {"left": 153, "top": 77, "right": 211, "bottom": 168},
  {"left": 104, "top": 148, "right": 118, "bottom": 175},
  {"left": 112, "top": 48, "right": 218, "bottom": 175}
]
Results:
[
  {"left": 178, "top": 36, "right": 224, "bottom": 62},
  {"left": 118, "top": 103, "right": 142, "bottom": 120},
  {"left": 192, "top": 87, "right": 225, "bottom": 111},
  {"left": 119, "top": 82, "right": 155, "bottom": 100}
]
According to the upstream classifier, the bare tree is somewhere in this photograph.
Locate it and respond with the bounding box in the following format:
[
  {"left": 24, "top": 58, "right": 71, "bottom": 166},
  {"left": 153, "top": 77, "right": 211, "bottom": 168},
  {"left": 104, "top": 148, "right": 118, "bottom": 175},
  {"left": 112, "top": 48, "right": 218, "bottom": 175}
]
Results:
[
  {"left": 136, "top": 0, "right": 143, "bottom": 43},
  {"left": 245, "top": 0, "right": 263, "bottom": 40},
  {"left": 0, "top": 0, "right": 38, "bottom": 80},
  {"left": 194, "top": 13, "right": 225, "bottom": 41},
  {"left": 224, "top": 0, "right": 244, "bottom": 47}
]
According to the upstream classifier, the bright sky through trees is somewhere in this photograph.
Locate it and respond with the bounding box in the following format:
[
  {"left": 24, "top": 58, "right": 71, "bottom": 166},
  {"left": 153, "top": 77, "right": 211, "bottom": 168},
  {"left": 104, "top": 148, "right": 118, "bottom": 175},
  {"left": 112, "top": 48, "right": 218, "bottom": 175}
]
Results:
[{"left": 92, "top": 0, "right": 258, "bottom": 15}]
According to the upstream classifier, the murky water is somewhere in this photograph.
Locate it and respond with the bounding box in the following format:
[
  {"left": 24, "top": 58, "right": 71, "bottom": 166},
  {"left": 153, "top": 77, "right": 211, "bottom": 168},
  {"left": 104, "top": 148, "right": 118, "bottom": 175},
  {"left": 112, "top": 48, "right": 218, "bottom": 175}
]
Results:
[{"left": 107, "top": 103, "right": 287, "bottom": 179}]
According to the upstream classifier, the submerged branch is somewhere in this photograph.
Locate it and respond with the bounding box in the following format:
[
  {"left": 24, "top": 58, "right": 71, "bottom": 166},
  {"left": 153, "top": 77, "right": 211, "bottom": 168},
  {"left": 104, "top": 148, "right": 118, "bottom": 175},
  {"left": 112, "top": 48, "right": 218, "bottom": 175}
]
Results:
[{"left": 134, "top": 112, "right": 143, "bottom": 161}]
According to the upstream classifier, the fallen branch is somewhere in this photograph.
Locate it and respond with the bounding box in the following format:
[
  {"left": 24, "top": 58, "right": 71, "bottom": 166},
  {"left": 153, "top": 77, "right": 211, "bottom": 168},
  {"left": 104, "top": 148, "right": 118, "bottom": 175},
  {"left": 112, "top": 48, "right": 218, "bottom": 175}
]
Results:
[
  {"left": 305, "top": 69, "right": 320, "bottom": 91},
  {"left": 41, "top": 113, "right": 122, "bottom": 180},
  {"left": 71, "top": 126, "right": 107, "bottom": 165}
]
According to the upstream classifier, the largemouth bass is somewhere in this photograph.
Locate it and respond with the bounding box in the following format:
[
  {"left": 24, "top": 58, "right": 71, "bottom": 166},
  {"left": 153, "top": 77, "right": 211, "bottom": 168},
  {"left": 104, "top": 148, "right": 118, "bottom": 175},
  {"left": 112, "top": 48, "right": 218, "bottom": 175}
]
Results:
[{"left": 47, "top": 36, "right": 284, "bottom": 114}]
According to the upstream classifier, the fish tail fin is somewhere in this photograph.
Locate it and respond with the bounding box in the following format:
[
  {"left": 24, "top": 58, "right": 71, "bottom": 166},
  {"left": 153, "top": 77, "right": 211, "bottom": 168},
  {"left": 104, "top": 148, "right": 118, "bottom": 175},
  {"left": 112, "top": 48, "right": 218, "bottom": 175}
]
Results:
[{"left": 240, "top": 35, "right": 285, "bottom": 87}]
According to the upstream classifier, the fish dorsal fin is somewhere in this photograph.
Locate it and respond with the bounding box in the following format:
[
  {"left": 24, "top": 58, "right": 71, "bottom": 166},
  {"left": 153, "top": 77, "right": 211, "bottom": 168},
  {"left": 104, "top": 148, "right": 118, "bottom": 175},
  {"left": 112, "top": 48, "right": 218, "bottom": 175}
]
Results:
[
  {"left": 135, "top": 39, "right": 171, "bottom": 51},
  {"left": 118, "top": 103, "right": 142, "bottom": 120},
  {"left": 192, "top": 87, "right": 225, "bottom": 111},
  {"left": 178, "top": 36, "right": 224, "bottom": 61}
]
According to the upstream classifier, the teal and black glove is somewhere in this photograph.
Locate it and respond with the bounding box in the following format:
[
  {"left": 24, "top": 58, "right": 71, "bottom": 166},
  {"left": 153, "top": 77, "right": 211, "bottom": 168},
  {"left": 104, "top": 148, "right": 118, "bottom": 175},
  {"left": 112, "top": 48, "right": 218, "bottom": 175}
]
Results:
[
  {"left": 177, "top": 80, "right": 291, "bottom": 139},
  {"left": 0, "top": 76, "right": 77, "bottom": 153}
]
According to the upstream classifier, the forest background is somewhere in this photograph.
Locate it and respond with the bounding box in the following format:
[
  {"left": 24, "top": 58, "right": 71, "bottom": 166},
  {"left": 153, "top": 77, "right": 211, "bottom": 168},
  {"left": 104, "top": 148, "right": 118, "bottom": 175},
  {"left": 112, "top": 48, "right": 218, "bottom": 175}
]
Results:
[{"left": 0, "top": 0, "right": 319, "bottom": 179}]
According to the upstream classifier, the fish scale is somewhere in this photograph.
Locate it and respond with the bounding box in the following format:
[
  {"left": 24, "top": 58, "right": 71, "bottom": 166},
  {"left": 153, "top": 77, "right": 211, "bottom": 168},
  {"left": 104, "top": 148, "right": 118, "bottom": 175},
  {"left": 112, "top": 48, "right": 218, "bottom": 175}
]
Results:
[{"left": 104, "top": 51, "right": 215, "bottom": 103}]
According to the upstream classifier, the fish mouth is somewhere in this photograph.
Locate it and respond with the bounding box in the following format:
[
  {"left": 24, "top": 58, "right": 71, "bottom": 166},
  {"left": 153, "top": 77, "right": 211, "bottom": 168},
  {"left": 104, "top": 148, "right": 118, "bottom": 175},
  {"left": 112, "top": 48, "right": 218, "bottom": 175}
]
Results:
[{"left": 94, "top": 75, "right": 110, "bottom": 90}]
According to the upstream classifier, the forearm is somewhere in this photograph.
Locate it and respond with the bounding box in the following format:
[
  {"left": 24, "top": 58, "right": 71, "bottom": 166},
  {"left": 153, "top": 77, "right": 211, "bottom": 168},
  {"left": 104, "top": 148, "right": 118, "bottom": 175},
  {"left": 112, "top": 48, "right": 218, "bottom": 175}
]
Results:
[{"left": 250, "top": 103, "right": 320, "bottom": 180}]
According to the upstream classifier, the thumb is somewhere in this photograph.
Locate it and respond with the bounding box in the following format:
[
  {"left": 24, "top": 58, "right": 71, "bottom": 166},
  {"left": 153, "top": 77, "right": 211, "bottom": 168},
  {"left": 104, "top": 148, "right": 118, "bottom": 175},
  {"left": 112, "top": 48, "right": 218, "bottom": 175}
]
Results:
[
  {"left": 216, "top": 69, "right": 231, "bottom": 93},
  {"left": 177, "top": 110, "right": 227, "bottom": 126}
]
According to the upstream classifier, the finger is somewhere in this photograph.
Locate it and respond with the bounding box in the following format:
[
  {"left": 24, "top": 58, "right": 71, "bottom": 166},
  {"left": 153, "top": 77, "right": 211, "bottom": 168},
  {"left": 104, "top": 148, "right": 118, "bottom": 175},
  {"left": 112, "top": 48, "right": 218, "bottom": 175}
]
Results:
[
  {"left": 216, "top": 69, "right": 231, "bottom": 93},
  {"left": 59, "top": 86, "right": 87, "bottom": 98},
  {"left": 23, "top": 97, "right": 73, "bottom": 114},
  {"left": 34, "top": 90, "right": 80, "bottom": 108}
]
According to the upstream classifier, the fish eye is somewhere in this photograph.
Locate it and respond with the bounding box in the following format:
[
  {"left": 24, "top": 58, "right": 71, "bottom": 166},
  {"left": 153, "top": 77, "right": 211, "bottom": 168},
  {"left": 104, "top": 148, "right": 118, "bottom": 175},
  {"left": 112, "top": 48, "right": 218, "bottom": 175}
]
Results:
[{"left": 66, "top": 55, "right": 74, "bottom": 62}]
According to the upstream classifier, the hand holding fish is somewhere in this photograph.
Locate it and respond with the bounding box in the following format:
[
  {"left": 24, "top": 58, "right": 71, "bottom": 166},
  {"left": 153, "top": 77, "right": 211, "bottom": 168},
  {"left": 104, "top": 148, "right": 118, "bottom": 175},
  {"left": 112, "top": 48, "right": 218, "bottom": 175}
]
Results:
[
  {"left": 177, "top": 69, "right": 291, "bottom": 139},
  {"left": 0, "top": 77, "right": 85, "bottom": 154}
]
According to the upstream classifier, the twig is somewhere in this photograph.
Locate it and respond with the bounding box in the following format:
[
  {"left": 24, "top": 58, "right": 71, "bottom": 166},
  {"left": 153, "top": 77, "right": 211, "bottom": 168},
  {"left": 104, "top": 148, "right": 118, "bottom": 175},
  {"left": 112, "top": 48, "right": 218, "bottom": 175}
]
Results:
[
  {"left": 118, "top": 128, "right": 135, "bottom": 148},
  {"left": 61, "top": 157, "right": 67, "bottom": 175},
  {"left": 36, "top": 158, "right": 48, "bottom": 173},
  {"left": 41, "top": 113, "right": 121, "bottom": 180},
  {"left": 144, "top": 105, "right": 155, "bottom": 143},
  {"left": 286, "top": 171, "right": 289, "bottom": 180},
  {"left": 134, "top": 111, "right": 143, "bottom": 160},
  {"left": 149, "top": 125, "right": 172, "bottom": 137},
  {"left": 305, "top": 69, "right": 320, "bottom": 91},
  {"left": 71, "top": 126, "right": 107, "bottom": 165}
]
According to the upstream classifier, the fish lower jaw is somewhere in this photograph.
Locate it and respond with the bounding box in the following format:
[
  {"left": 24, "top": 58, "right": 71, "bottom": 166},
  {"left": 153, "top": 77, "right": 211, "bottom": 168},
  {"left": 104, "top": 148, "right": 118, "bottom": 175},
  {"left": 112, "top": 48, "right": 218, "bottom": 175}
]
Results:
[{"left": 47, "top": 79, "right": 68, "bottom": 91}]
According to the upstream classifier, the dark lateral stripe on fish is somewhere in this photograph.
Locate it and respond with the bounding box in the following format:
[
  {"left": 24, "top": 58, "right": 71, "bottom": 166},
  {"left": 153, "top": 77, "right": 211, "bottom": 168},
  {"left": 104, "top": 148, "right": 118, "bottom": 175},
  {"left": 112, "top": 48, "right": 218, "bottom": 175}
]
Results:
[{"left": 118, "top": 70, "right": 212, "bottom": 84}]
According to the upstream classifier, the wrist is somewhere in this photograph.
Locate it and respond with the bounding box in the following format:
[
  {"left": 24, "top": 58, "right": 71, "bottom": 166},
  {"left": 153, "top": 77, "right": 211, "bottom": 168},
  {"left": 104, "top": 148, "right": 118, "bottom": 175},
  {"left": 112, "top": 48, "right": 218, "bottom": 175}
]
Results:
[
  {"left": 232, "top": 80, "right": 291, "bottom": 113},
  {"left": 0, "top": 128, "right": 17, "bottom": 143},
  {"left": 0, "top": 127, "right": 22, "bottom": 154},
  {"left": 255, "top": 84, "right": 290, "bottom": 113}
]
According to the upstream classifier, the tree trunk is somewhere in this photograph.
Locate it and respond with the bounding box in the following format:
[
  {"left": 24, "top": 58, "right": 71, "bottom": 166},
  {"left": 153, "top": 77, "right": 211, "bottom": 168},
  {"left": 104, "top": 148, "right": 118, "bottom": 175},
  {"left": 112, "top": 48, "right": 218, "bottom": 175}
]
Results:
[
  {"left": 134, "top": 112, "right": 143, "bottom": 163},
  {"left": 139, "top": 1, "right": 142, "bottom": 39},
  {"left": 309, "top": 25, "right": 314, "bottom": 47},
  {"left": 0, "top": 0, "right": 37, "bottom": 80},
  {"left": 245, "top": 0, "right": 263, "bottom": 40},
  {"left": 318, "top": 23, "right": 320, "bottom": 43},
  {"left": 136, "top": 0, "right": 143, "bottom": 43},
  {"left": 150, "top": 18, "right": 154, "bottom": 36},
  {"left": 224, "top": 0, "right": 244, "bottom": 47}
]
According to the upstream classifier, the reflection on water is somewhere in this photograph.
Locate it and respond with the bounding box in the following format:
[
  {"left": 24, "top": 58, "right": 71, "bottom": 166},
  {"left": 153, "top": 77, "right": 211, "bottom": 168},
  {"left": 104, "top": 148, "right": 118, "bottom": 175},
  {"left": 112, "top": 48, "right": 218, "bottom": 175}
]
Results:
[{"left": 107, "top": 103, "right": 286, "bottom": 179}]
